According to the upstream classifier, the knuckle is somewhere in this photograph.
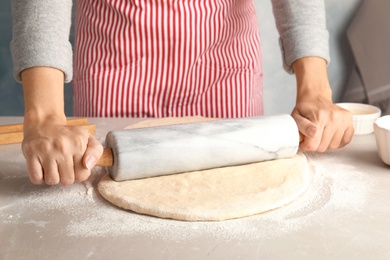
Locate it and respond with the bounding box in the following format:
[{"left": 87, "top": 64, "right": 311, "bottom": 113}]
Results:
[
  {"left": 75, "top": 174, "right": 90, "bottom": 183},
  {"left": 317, "top": 109, "right": 328, "bottom": 121},
  {"left": 45, "top": 178, "right": 59, "bottom": 186},
  {"left": 96, "top": 142, "right": 104, "bottom": 153},
  {"left": 300, "top": 142, "right": 317, "bottom": 152},
  {"left": 22, "top": 142, "right": 34, "bottom": 155},
  {"left": 327, "top": 143, "right": 339, "bottom": 150},
  {"left": 75, "top": 170, "right": 90, "bottom": 182},
  {"left": 29, "top": 174, "right": 43, "bottom": 185},
  {"left": 316, "top": 145, "right": 327, "bottom": 153},
  {"left": 53, "top": 137, "right": 68, "bottom": 153},
  {"left": 44, "top": 173, "right": 59, "bottom": 185},
  {"left": 340, "top": 135, "right": 353, "bottom": 147},
  {"left": 71, "top": 135, "right": 88, "bottom": 153},
  {"left": 61, "top": 178, "right": 75, "bottom": 186},
  {"left": 37, "top": 139, "right": 53, "bottom": 154}
]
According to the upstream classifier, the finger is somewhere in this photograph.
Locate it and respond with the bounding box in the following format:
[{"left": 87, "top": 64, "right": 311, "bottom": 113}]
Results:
[
  {"left": 300, "top": 126, "right": 325, "bottom": 152},
  {"left": 25, "top": 157, "right": 44, "bottom": 185},
  {"left": 292, "top": 112, "right": 318, "bottom": 138},
  {"left": 74, "top": 155, "right": 91, "bottom": 183},
  {"left": 22, "top": 142, "right": 44, "bottom": 185},
  {"left": 57, "top": 157, "right": 75, "bottom": 186},
  {"left": 74, "top": 136, "right": 103, "bottom": 183},
  {"left": 321, "top": 122, "right": 354, "bottom": 151},
  {"left": 295, "top": 116, "right": 323, "bottom": 152},
  {"left": 314, "top": 128, "right": 334, "bottom": 153},
  {"left": 339, "top": 127, "right": 355, "bottom": 148},
  {"left": 83, "top": 135, "right": 104, "bottom": 170},
  {"left": 326, "top": 130, "right": 344, "bottom": 150},
  {"left": 41, "top": 160, "right": 60, "bottom": 185}
]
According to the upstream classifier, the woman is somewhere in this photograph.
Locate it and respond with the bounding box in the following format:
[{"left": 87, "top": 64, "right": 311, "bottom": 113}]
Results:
[{"left": 11, "top": 0, "right": 353, "bottom": 185}]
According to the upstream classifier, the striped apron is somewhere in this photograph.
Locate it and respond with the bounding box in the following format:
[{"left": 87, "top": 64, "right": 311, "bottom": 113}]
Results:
[{"left": 73, "top": 0, "right": 263, "bottom": 118}]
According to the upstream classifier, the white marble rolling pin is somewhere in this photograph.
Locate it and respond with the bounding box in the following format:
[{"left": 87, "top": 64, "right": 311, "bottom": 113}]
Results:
[{"left": 96, "top": 114, "right": 301, "bottom": 181}]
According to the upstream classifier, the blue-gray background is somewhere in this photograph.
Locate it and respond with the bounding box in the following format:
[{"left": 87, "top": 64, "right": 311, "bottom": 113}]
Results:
[{"left": 0, "top": 1, "right": 362, "bottom": 116}]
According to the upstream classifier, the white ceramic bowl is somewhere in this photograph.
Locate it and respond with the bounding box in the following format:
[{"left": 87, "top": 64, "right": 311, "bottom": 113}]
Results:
[
  {"left": 374, "top": 116, "right": 390, "bottom": 165},
  {"left": 337, "top": 103, "right": 381, "bottom": 135}
]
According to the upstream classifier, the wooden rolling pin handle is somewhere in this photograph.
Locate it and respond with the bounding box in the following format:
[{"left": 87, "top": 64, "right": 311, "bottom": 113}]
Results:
[
  {"left": 0, "top": 124, "right": 96, "bottom": 145},
  {"left": 96, "top": 148, "right": 114, "bottom": 167},
  {"left": 0, "top": 118, "right": 89, "bottom": 134}
]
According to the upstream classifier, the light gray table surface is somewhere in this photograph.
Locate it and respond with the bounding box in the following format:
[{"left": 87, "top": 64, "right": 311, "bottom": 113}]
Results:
[{"left": 1, "top": 117, "right": 390, "bottom": 260}]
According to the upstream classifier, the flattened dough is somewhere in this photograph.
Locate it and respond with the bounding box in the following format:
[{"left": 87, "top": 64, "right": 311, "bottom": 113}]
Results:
[{"left": 97, "top": 117, "right": 311, "bottom": 221}]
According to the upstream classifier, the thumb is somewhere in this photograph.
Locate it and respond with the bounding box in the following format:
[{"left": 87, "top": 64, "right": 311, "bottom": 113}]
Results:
[
  {"left": 83, "top": 135, "right": 104, "bottom": 170},
  {"left": 293, "top": 114, "right": 318, "bottom": 139}
]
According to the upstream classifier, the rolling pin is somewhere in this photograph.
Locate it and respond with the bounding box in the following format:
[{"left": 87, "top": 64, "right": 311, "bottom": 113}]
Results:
[{"left": 96, "top": 114, "right": 301, "bottom": 182}]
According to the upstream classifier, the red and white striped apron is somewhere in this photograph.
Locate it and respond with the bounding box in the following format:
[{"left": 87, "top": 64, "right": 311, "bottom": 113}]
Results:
[{"left": 73, "top": 0, "right": 263, "bottom": 118}]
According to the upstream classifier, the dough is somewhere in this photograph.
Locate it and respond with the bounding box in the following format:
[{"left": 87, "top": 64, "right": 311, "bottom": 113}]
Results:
[{"left": 97, "top": 117, "right": 311, "bottom": 221}]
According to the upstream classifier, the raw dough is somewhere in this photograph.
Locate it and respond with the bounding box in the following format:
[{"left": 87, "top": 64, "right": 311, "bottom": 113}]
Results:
[{"left": 97, "top": 117, "right": 311, "bottom": 221}]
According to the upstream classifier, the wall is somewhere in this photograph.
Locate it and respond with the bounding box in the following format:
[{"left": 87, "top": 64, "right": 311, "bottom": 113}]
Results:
[
  {"left": 0, "top": 0, "right": 24, "bottom": 116},
  {"left": 257, "top": 0, "right": 362, "bottom": 115},
  {"left": 0, "top": 0, "right": 361, "bottom": 116},
  {"left": 0, "top": 0, "right": 74, "bottom": 116}
]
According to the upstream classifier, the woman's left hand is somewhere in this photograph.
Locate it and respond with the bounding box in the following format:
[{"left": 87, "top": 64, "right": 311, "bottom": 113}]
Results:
[
  {"left": 291, "top": 57, "right": 354, "bottom": 152},
  {"left": 292, "top": 92, "right": 354, "bottom": 152}
]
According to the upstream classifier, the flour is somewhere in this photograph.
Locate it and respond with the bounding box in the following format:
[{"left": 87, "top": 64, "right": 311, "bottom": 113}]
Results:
[
  {"left": 24, "top": 220, "right": 49, "bottom": 228},
  {"left": 2, "top": 151, "right": 372, "bottom": 241}
]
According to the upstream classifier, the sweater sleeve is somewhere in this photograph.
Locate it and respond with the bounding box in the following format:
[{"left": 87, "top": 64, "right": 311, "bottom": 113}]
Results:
[
  {"left": 271, "top": 0, "right": 330, "bottom": 74},
  {"left": 11, "top": 0, "right": 73, "bottom": 83}
]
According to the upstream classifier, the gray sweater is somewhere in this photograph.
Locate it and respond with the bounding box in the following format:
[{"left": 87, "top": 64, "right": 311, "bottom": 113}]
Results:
[{"left": 11, "top": 0, "right": 329, "bottom": 83}]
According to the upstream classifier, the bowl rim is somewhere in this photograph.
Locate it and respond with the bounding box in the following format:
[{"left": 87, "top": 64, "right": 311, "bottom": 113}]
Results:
[
  {"left": 374, "top": 115, "right": 390, "bottom": 131},
  {"left": 336, "top": 102, "right": 381, "bottom": 118}
]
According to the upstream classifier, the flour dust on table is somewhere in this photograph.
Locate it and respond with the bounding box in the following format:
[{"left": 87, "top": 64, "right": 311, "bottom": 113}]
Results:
[{"left": 1, "top": 154, "right": 372, "bottom": 240}]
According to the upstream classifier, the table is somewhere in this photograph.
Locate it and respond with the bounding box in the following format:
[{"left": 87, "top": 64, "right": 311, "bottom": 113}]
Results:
[{"left": 1, "top": 117, "right": 390, "bottom": 259}]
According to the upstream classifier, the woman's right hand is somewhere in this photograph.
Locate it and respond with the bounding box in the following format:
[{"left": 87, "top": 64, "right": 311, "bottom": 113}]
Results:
[
  {"left": 20, "top": 67, "right": 103, "bottom": 185},
  {"left": 22, "top": 116, "right": 104, "bottom": 185}
]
